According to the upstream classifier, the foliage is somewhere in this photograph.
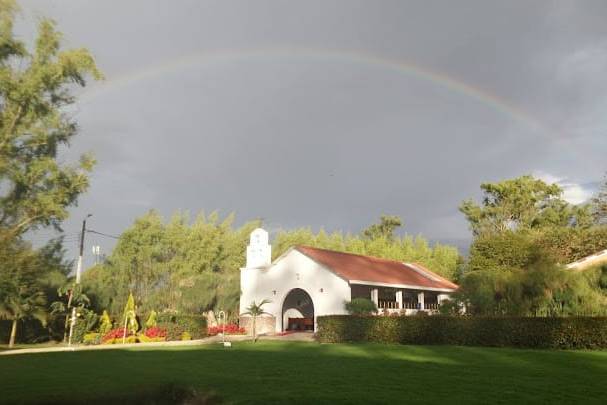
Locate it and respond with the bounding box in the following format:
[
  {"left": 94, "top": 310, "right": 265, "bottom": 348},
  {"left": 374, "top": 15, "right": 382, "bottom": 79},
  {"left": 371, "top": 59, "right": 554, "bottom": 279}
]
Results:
[
  {"left": 458, "top": 249, "right": 607, "bottom": 316},
  {"left": 0, "top": 240, "right": 47, "bottom": 347},
  {"left": 122, "top": 292, "right": 138, "bottom": 335},
  {"left": 157, "top": 313, "right": 207, "bottom": 340},
  {"left": 344, "top": 298, "right": 378, "bottom": 315},
  {"left": 144, "top": 326, "right": 167, "bottom": 339},
  {"left": 271, "top": 219, "right": 460, "bottom": 281},
  {"left": 98, "top": 310, "right": 112, "bottom": 335},
  {"left": 71, "top": 308, "right": 98, "bottom": 344},
  {"left": 459, "top": 175, "right": 590, "bottom": 237},
  {"left": 84, "top": 210, "right": 260, "bottom": 318},
  {"left": 83, "top": 332, "right": 100, "bottom": 345},
  {"left": 181, "top": 331, "right": 192, "bottom": 341},
  {"left": 243, "top": 299, "right": 270, "bottom": 342},
  {"left": 362, "top": 215, "right": 402, "bottom": 240},
  {"left": 145, "top": 310, "right": 157, "bottom": 329},
  {"left": 0, "top": 0, "right": 101, "bottom": 244},
  {"left": 317, "top": 315, "right": 607, "bottom": 349}
]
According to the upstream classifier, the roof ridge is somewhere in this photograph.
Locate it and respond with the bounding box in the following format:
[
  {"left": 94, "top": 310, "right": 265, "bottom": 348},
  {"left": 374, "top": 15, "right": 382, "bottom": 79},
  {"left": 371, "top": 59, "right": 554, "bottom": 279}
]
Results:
[{"left": 296, "top": 245, "right": 413, "bottom": 265}]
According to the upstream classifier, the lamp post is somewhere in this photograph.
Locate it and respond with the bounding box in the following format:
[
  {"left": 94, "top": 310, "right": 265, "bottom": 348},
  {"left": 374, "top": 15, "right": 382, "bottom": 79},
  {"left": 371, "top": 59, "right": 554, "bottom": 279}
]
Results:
[{"left": 68, "top": 214, "right": 92, "bottom": 347}]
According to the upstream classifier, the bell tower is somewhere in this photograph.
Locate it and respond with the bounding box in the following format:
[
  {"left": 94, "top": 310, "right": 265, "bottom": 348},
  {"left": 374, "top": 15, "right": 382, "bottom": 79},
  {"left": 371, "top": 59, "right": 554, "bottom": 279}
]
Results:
[{"left": 246, "top": 228, "right": 271, "bottom": 268}]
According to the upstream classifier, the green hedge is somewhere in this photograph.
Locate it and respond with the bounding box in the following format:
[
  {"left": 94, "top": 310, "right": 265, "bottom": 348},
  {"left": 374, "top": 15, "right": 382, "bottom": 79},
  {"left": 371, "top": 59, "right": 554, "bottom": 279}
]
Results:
[
  {"left": 317, "top": 315, "right": 607, "bottom": 349},
  {"left": 157, "top": 313, "right": 207, "bottom": 340}
]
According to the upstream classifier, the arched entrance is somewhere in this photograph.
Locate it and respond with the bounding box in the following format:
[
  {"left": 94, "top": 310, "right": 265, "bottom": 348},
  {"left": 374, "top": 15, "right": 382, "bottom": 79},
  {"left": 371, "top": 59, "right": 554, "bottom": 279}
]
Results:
[{"left": 282, "top": 288, "right": 315, "bottom": 332}]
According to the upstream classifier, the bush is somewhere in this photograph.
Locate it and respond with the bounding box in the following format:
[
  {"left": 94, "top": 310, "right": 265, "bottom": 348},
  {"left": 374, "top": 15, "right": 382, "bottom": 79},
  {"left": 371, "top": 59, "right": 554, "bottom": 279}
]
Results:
[
  {"left": 101, "top": 327, "right": 131, "bottom": 344},
  {"left": 181, "top": 331, "right": 192, "bottom": 341},
  {"left": 138, "top": 334, "right": 165, "bottom": 343},
  {"left": 157, "top": 313, "right": 207, "bottom": 341},
  {"left": 344, "top": 298, "right": 378, "bottom": 315},
  {"left": 207, "top": 324, "right": 245, "bottom": 336},
  {"left": 144, "top": 326, "right": 167, "bottom": 339},
  {"left": 83, "top": 333, "right": 101, "bottom": 345},
  {"left": 317, "top": 315, "right": 607, "bottom": 349}
]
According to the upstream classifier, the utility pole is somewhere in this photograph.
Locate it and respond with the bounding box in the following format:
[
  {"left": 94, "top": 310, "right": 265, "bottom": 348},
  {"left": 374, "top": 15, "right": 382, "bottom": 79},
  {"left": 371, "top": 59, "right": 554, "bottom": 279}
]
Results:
[{"left": 68, "top": 214, "right": 92, "bottom": 347}]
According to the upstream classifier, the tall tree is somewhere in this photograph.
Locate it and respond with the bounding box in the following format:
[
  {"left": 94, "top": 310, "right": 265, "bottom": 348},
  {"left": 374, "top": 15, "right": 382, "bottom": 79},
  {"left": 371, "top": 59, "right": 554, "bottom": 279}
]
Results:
[
  {"left": 0, "top": 0, "right": 102, "bottom": 243},
  {"left": 459, "top": 175, "right": 587, "bottom": 236},
  {"left": 362, "top": 215, "right": 403, "bottom": 240}
]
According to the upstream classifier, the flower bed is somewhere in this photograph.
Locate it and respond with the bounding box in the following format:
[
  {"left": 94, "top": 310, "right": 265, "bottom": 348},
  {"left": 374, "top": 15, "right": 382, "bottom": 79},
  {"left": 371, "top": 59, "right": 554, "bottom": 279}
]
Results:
[{"left": 207, "top": 324, "right": 245, "bottom": 336}]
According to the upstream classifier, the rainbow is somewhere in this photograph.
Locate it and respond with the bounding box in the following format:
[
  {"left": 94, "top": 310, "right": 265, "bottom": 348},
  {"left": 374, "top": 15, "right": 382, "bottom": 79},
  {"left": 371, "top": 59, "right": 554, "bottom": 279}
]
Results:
[{"left": 79, "top": 47, "right": 558, "bottom": 139}]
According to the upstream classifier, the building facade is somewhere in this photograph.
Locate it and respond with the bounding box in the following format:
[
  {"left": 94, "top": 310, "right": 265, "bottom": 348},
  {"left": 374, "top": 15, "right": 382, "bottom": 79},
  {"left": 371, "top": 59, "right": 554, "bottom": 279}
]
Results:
[{"left": 239, "top": 228, "right": 458, "bottom": 334}]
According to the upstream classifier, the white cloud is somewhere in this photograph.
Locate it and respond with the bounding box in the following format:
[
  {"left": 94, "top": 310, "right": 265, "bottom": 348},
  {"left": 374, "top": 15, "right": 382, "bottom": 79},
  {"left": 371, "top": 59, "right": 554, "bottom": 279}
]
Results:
[{"left": 534, "top": 171, "right": 593, "bottom": 205}]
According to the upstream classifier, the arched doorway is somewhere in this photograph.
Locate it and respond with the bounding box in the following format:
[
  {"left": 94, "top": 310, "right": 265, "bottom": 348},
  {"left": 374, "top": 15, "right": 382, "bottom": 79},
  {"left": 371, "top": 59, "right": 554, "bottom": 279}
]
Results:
[{"left": 282, "top": 288, "right": 314, "bottom": 332}]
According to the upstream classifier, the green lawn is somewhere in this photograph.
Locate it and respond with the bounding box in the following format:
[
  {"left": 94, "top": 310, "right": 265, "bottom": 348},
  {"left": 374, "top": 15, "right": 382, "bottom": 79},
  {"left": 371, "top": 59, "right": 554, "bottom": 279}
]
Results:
[{"left": 0, "top": 341, "right": 606, "bottom": 404}]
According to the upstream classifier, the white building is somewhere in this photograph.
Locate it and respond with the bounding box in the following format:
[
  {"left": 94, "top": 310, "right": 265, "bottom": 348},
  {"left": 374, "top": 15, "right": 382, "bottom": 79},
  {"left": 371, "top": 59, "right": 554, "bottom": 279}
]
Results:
[{"left": 239, "top": 228, "right": 459, "bottom": 334}]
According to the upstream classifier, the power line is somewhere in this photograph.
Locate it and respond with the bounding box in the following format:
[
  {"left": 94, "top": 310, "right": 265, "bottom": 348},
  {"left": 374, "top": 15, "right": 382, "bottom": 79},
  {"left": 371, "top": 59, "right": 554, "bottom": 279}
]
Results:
[{"left": 86, "top": 229, "right": 119, "bottom": 239}]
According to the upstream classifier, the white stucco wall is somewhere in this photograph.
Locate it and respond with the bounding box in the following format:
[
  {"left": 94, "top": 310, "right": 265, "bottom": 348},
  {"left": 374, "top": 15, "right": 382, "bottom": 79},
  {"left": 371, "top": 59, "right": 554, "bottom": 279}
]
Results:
[{"left": 240, "top": 249, "right": 351, "bottom": 332}]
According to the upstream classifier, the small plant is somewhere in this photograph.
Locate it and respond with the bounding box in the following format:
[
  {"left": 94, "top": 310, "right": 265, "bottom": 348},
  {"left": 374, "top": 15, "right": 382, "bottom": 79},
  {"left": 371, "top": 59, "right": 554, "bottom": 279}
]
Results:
[
  {"left": 98, "top": 310, "right": 112, "bottom": 335},
  {"left": 145, "top": 326, "right": 167, "bottom": 339},
  {"left": 83, "top": 332, "right": 101, "bottom": 345},
  {"left": 181, "top": 331, "right": 192, "bottom": 340},
  {"left": 145, "top": 310, "right": 158, "bottom": 329},
  {"left": 243, "top": 299, "right": 271, "bottom": 342},
  {"left": 345, "top": 298, "right": 378, "bottom": 315}
]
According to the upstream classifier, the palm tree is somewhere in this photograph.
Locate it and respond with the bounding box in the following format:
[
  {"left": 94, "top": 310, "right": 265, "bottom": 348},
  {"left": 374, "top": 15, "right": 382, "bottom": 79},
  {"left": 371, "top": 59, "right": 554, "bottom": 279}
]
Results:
[
  {"left": 242, "top": 299, "right": 270, "bottom": 342},
  {"left": 0, "top": 280, "right": 47, "bottom": 348}
]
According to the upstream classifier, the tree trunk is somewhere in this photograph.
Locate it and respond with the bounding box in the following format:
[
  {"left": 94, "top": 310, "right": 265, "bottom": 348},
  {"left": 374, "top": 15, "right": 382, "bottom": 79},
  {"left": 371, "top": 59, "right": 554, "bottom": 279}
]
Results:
[
  {"left": 9, "top": 319, "right": 17, "bottom": 348},
  {"left": 252, "top": 316, "right": 256, "bottom": 343}
]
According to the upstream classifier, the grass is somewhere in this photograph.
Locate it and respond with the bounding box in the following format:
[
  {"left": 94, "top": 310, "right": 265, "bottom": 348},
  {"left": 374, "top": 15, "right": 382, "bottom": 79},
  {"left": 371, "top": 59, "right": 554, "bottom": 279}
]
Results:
[{"left": 0, "top": 341, "right": 606, "bottom": 404}]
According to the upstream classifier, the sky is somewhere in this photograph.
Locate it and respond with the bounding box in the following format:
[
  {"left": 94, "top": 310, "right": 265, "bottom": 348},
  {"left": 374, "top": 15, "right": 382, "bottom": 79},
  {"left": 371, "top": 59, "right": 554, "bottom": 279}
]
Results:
[{"left": 16, "top": 0, "right": 607, "bottom": 267}]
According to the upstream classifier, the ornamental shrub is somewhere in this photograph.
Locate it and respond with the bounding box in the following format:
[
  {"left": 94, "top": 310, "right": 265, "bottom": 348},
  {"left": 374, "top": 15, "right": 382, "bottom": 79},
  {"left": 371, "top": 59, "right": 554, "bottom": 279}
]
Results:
[
  {"left": 157, "top": 313, "right": 207, "bottom": 340},
  {"left": 144, "top": 326, "right": 167, "bottom": 339},
  {"left": 145, "top": 310, "right": 158, "bottom": 329},
  {"left": 83, "top": 332, "right": 101, "bottom": 345},
  {"left": 344, "top": 298, "right": 378, "bottom": 315},
  {"left": 98, "top": 310, "right": 113, "bottom": 335},
  {"left": 317, "top": 315, "right": 607, "bottom": 349},
  {"left": 181, "top": 331, "right": 192, "bottom": 341},
  {"left": 207, "top": 324, "right": 245, "bottom": 336}
]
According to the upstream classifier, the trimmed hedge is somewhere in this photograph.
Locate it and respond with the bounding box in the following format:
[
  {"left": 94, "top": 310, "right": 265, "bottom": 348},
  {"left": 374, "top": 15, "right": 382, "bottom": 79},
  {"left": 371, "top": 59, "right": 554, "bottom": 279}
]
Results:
[
  {"left": 157, "top": 313, "right": 207, "bottom": 340},
  {"left": 317, "top": 315, "right": 607, "bottom": 349}
]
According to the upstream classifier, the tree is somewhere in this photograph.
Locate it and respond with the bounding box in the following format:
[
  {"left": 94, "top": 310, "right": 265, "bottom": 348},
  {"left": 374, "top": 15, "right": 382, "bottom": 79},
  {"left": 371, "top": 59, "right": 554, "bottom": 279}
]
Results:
[
  {"left": 459, "top": 175, "right": 586, "bottom": 236},
  {"left": 362, "top": 215, "right": 403, "bottom": 240},
  {"left": 591, "top": 172, "right": 607, "bottom": 225},
  {"left": 0, "top": 0, "right": 102, "bottom": 244},
  {"left": 242, "top": 299, "right": 270, "bottom": 342},
  {"left": 0, "top": 240, "right": 47, "bottom": 347}
]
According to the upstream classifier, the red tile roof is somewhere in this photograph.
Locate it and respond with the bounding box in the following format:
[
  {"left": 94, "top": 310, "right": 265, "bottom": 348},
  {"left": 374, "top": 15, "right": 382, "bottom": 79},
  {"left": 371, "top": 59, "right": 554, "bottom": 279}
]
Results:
[{"left": 295, "top": 246, "right": 458, "bottom": 291}]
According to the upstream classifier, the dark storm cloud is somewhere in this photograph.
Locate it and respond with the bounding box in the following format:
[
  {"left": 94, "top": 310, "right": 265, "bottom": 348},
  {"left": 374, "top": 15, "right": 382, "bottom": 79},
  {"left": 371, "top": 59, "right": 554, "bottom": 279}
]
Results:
[{"left": 17, "top": 0, "right": 607, "bottom": 264}]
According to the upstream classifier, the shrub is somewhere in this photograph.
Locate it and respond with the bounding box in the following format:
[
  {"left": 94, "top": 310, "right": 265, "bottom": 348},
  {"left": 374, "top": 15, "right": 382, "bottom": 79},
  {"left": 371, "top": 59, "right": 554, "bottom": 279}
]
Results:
[
  {"left": 181, "top": 331, "right": 192, "bottom": 341},
  {"left": 98, "top": 310, "right": 113, "bottom": 335},
  {"left": 207, "top": 324, "right": 246, "bottom": 336},
  {"left": 102, "top": 327, "right": 131, "bottom": 344},
  {"left": 83, "top": 332, "right": 101, "bottom": 345},
  {"left": 144, "top": 326, "right": 167, "bottom": 339},
  {"left": 138, "top": 334, "right": 165, "bottom": 343},
  {"left": 145, "top": 310, "right": 158, "bottom": 329},
  {"left": 157, "top": 313, "right": 207, "bottom": 341},
  {"left": 344, "top": 298, "right": 378, "bottom": 315},
  {"left": 317, "top": 315, "right": 607, "bottom": 349}
]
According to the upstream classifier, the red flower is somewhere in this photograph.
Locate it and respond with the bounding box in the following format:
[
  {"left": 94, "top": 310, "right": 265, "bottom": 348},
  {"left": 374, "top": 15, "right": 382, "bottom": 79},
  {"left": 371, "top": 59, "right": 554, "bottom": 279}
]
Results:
[
  {"left": 102, "top": 327, "right": 131, "bottom": 342},
  {"left": 207, "top": 324, "right": 245, "bottom": 336},
  {"left": 145, "top": 326, "right": 167, "bottom": 338}
]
